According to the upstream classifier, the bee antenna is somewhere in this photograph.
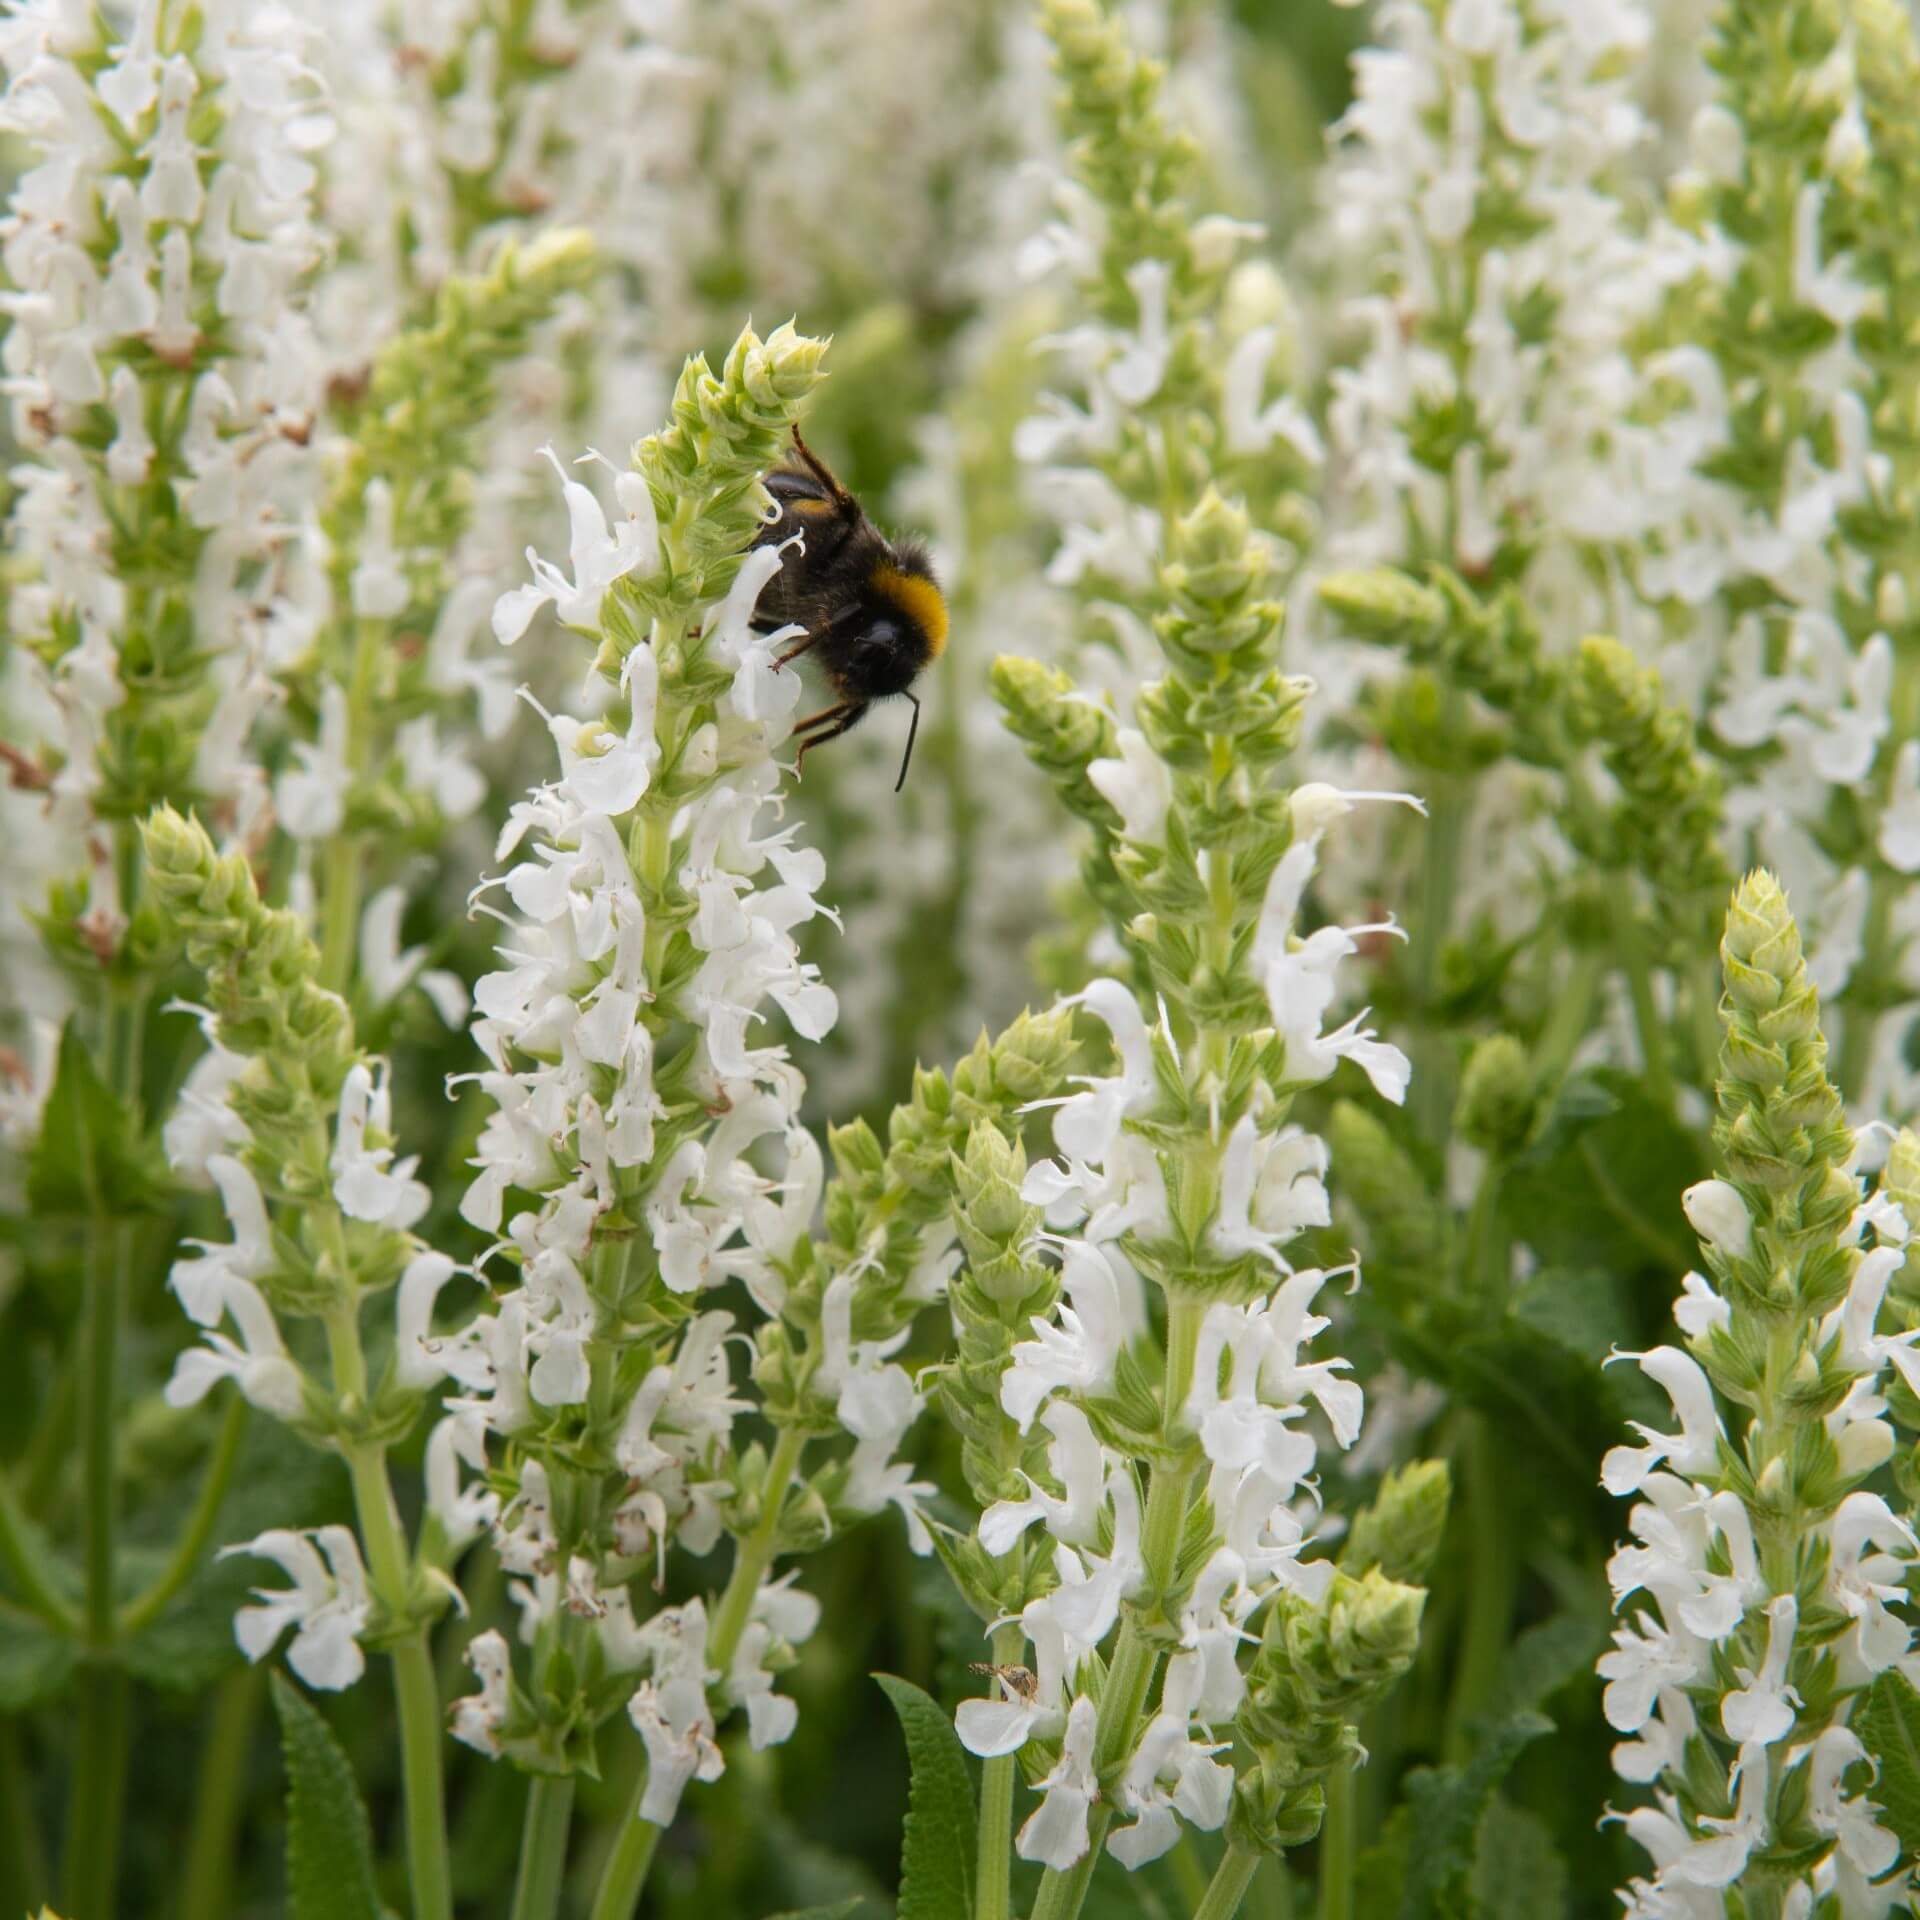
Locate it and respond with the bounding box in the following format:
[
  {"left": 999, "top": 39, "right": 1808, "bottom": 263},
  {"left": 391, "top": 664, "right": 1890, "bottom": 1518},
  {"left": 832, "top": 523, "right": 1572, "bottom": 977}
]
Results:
[{"left": 895, "top": 691, "right": 921, "bottom": 794}]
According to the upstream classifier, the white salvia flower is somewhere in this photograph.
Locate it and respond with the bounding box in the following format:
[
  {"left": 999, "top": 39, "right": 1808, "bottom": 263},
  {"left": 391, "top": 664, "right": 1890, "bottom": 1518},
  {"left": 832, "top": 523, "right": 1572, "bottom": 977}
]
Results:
[
  {"left": 1680, "top": 1179, "right": 1753, "bottom": 1260},
  {"left": 450, "top": 1629, "right": 515, "bottom": 1756},
  {"left": 425, "top": 1412, "right": 499, "bottom": 1553},
  {"left": 724, "top": 1574, "right": 822, "bottom": 1751},
  {"left": 1719, "top": 1594, "right": 1800, "bottom": 1745},
  {"left": 1087, "top": 730, "right": 1171, "bottom": 845},
  {"left": 169, "top": 1152, "right": 276, "bottom": 1325},
  {"left": 625, "top": 1599, "right": 725, "bottom": 1826},
  {"left": 492, "top": 447, "right": 658, "bottom": 643},
  {"left": 394, "top": 1251, "right": 473, "bottom": 1391},
  {"left": 957, "top": 1598, "right": 1077, "bottom": 1758},
  {"left": 1600, "top": 1348, "right": 1724, "bottom": 1495},
  {"left": 223, "top": 1526, "right": 372, "bottom": 1691},
  {"left": 331, "top": 1061, "right": 431, "bottom": 1229},
  {"left": 276, "top": 683, "right": 352, "bottom": 843},
  {"left": 1001, "top": 1241, "right": 1131, "bottom": 1432},
  {"left": 164, "top": 1275, "right": 306, "bottom": 1421},
  {"left": 1253, "top": 847, "right": 1410, "bottom": 1104},
  {"left": 359, "top": 884, "right": 470, "bottom": 1026},
  {"left": 1107, "top": 1652, "right": 1234, "bottom": 1869},
  {"left": 1016, "top": 1693, "right": 1101, "bottom": 1871}
]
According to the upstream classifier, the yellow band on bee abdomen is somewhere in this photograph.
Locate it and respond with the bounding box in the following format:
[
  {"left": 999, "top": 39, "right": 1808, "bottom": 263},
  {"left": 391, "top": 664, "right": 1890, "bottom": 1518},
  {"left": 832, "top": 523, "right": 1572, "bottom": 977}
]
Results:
[{"left": 872, "top": 564, "right": 949, "bottom": 659}]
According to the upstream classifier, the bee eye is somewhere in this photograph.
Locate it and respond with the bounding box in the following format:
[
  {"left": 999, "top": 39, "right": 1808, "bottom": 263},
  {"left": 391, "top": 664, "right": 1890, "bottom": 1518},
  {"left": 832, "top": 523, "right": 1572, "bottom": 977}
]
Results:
[{"left": 859, "top": 619, "right": 903, "bottom": 655}]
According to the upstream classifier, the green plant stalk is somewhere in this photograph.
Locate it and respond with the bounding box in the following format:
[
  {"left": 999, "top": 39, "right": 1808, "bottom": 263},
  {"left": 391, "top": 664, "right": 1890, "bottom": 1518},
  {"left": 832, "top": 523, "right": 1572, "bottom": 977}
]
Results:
[
  {"left": 1441, "top": 1418, "right": 1516, "bottom": 1765},
  {"left": 509, "top": 1775, "right": 577, "bottom": 1920},
  {"left": 1410, "top": 769, "right": 1466, "bottom": 1145},
  {"left": 709, "top": 1422, "right": 809, "bottom": 1669},
  {"left": 1170, "top": 1834, "right": 1211, "bottom": 1911},
  {"left": 62, "top": 1665, "right": 127, "bottom": 1920},
  {"left": 325, "top": 1292, "right": 452, "bottom": 1920},
  {"left": 587, "top": 1420, "right": 809, "bottom": 1920},
  {"left": 120, "top": 1394, "right": 247, "bottom": 1636},
  {"left": 317, "top": 616, "right": 383, "bottom": 997},
  {"left": 175, "top": 1665, "right": 264, "bottom": 1920},
  {"left": 1607, "top": 873, "right": 1672, "bottom": 1111},
  {"left": 586, "top": 1802, "right": 661, "bottom": 1920},
  {"left": 1194, "top": 1843, "right": 1261, "bottom": 1920},
  {"left": 975, "top": 1621, "right": 1024, "bottom": 1920},
  {"left": 1315, "top": 1763, "right": 1355, "bottom": 1920},
  {"left": 1031, "top": 1295, "right": 1206, "bottom": 1920}
]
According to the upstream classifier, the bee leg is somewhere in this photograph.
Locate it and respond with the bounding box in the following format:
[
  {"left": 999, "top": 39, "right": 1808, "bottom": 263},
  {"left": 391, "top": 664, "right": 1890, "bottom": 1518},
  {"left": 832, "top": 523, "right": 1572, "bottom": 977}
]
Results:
[
  {"left": 773, "top": 632, "right": 821, "bottom": 671},
  {"left": 791, "top": 702, "right": 867, "bottom": 779}
]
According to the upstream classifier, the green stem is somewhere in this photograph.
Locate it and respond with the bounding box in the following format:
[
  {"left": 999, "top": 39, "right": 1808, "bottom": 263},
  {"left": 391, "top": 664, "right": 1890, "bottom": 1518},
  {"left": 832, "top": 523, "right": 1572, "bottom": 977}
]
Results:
[
  {"left": 318, "top": 617, "right": 384, "bottom": 997},
  {"left": 974, "top": 1622, "right": 1023, "bottom": 1920},
  {"left": 1411, "top": 770, "right": 1466, "bottom": 1145},
  {"left": 708, "top": 1423, "right": 808, "bottom": 1669},
  {"left": 1531, "top": 947, "right": 1604, "bottom": 1090},
  {"left": 1169, "top": 1834, "right": 1211, "bottom": 1912},
  {"left": 1316, "top": 1764, "right": 1356, "bottom": 1920},
  {"left": 588, "top": 1422, "right": 808, "bottom": 1920},
  {"left": 0, "top": 1470, "right": 77, "bottom": 1632},
  {"left": 509, "top": 1775, "right": 577, "bottom": 1920},
  {"left": 1442, "top": 1419, "right": 1516, "bottom": 1765},
  {"left": 80, "top": 1222, "right": 126, "bottom": 1649},
  {"left": 587, "top": 1803, "right": 661, "bottom": 1920},
  {"left": 63, "top": 1664, "right": 128, "bottom": 1920},
  {"left": 120, "top": 1394, "right": 247, "bottom": 1636},
  {"left": 176, "top": 1665, "right": 263, "bottom": 1920},
  {"left": 330, "top": 1296, "right": 451, "bottom": 1920},
  {"left": 1607, "top": 874, "right": 1672, "bottom": 1112},
  {"left": 1029, "top": 1812, "right": 1108, "bottom": 1920},
  {"left": 391, "top": 1635, "right": 453, "bottom": 1920},
  {"left": 1194, "top": 1844, "right": 1261, "bottom": 1920}
]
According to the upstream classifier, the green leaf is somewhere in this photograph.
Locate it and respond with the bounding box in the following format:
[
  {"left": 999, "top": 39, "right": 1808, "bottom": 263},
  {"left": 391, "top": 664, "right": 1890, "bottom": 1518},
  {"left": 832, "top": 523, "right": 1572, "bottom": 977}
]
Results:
[
  {"left": 875, "top": 1672, "right": 978, "bottom": 1920},
  {"left": 0, "top": 1615, "right": 77, "bottom": 1710},
  {"left": 763, "top": 1904, "right": 867, "bottom": 1920},
  {"left": 1502, "top": 1069, "right": 1702, "bottom": 1276},
  {"left": 1855, "top": 1670, "right": 1920, "bottom": 1856},
  {"left": 1480, "top": 1614, "right": 1606, "bottom": 1726},
  {"left": 26, "top": 1020, "right": 168, "bottom": 1217},
  {"left": 1471, "top": 1796, "right": 1568, "bottom": 1920},
  {"left": 270, "top": 1671, "right": 383, "bottom": 1920},
  {"left": 1396, "top": 1712, "right": 1551, "bottom": 1920}
]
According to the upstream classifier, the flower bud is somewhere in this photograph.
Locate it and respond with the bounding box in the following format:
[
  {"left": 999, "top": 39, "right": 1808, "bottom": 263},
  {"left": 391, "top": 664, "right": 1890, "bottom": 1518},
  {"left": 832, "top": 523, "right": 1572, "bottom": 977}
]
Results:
[
  {"left": 1340, "top": 1460, "right": 1452, "bottom": 1585},
  {"left": 1454, "top": 1034, "right": 1535, "bottom": 1157}
]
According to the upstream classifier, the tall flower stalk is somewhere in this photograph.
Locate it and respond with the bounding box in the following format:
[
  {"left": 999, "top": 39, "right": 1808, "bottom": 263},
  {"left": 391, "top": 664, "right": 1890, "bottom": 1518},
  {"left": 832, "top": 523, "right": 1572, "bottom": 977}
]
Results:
[
  {"left": 1602, "top": 870, "right": 1920, "bottom": 1914},
  {"left": 925, "top": 7, "right": 1443, "bottom": 1918}
]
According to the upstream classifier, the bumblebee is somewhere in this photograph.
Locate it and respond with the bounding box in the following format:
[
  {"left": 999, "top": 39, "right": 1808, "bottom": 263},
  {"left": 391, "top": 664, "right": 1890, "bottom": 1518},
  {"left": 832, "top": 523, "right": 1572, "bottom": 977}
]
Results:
[{"left": 752, "top": 428, "right": 947, "bottom": 791}]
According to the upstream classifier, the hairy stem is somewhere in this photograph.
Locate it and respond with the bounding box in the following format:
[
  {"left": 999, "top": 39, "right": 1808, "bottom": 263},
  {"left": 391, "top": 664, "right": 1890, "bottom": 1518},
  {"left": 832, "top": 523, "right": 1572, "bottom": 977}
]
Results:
[
  {"left": 1194, "top": 1844, "right": 1262, "bottom": 1920},
  {"left": 974, "top": 1621, "right": 1024, "bottom": 1920},
  {"left": 509, "top": 1774, "right": 577, "bottom": 1920},
  {"left": 1316, "top": 1762, "right": 1356, "bottom": 1920},
  {"left": 176, "top": 1665, "right": 263, "bottom": 1920},
  {"left": 586, "top": 1801, "right": 661, "bottom": 1920}
]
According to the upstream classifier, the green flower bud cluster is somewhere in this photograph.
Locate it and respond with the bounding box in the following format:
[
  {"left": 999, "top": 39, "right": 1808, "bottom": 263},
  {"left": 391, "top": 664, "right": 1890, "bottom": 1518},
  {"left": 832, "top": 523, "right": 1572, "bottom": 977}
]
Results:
[
  {"left": 1571, "top": 636, "right": 1730, "bottom": 917},
  {"left": 1339, "top": 1459, "right": 1453, "bottom": 1587},
  {"left": 1452, "top": 1033, "right": 1538, "bottom": 1159},
  {"left": 1038, "top": 0, "right": 1203, "bottom": 327},
  {"left": 321, "top": 229, "right": 600, "bottom": 634},
  {"left": 764, "top": 1009, "right": 1078, "bottom": 1452},
  {"left": 142, "top": 806, "right": 357, "bottom": 1184},
  {"left": 140, "top": 805, "right": 423, "bottom": 1342},
  {"left": 1325, "top": 1099, "right": 1450, "bottom": 1282},
  {"left": 619, "top": 322, "right": 833, "bottom": 647},
  {"left": 1229, "top": 1570, "right": 1426, "bottom": 1853},
  {"left": 1321, "top": 569, "right": 1728, "bottom": 948}
]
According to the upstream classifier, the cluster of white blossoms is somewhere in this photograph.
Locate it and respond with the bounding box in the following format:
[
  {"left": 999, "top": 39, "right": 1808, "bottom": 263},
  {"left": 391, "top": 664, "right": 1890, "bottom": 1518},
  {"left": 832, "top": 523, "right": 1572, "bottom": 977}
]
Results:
[
  {"left": 956, "top": 962, "right": 1391, "bottom": 1874},
  {"left": 1320, "top": 0, "right": 1668, "bottom": 604},
  {"left": 431, "top": 325, "right": 902, "bottom": 1818},
  {"left": 1599, "top": 876, "right": 1920, "bottom": 1915},
  {"left": 0, "top": 0, "right": 331, "bottom": 981}
]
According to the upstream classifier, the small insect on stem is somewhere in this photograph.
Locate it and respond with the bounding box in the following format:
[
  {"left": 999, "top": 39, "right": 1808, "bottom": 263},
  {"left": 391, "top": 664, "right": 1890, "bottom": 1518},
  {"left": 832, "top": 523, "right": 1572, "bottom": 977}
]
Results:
[{"left": 752, "top": 426, "right": 947, "bottom": 791}]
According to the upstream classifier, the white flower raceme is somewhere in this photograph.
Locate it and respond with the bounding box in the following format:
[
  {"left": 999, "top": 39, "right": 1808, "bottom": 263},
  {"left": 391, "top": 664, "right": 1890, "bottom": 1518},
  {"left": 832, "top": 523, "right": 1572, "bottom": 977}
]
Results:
[{"left": 0, "top": 0, "right": 330, "bottom": 866}]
